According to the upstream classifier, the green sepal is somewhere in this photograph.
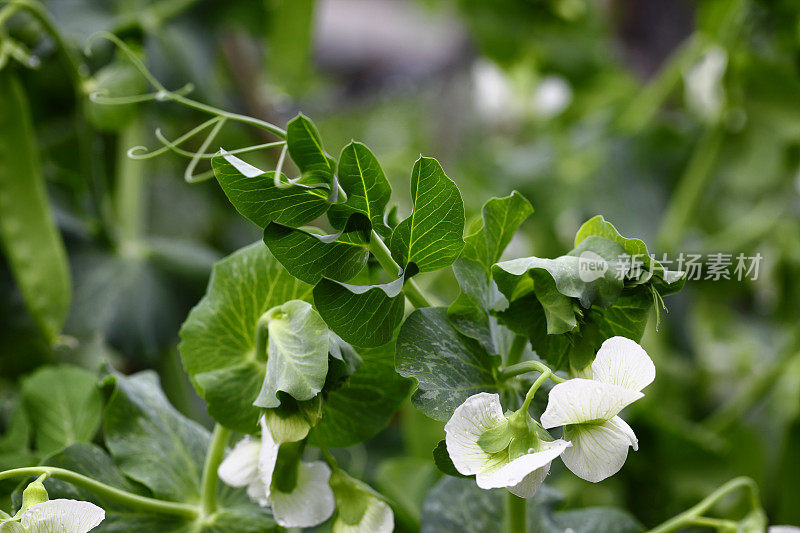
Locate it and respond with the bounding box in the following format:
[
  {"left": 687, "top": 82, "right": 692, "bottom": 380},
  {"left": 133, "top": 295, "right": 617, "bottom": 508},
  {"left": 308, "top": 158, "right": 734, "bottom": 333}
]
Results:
[
  {"left": 19, "top": 480, "right": 48, "bottom": 514},
  {"left": 329, "top": 469, "right": 387, "bottom": 526},
  {"left": 261, "top": 395, "right": 323, "bottom": 444},
  {"left": 476, "top": 420, "right": 513, "bottom": 454},
  {"left": 271, "top": 441, "right": 305, "bottom": 494}
]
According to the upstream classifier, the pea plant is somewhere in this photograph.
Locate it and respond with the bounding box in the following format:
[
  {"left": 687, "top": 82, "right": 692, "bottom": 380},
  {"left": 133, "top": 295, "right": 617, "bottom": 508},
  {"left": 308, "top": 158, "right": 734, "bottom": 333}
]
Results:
[{"left": 0, "top": 3, "right": 788, "bottom": 532}]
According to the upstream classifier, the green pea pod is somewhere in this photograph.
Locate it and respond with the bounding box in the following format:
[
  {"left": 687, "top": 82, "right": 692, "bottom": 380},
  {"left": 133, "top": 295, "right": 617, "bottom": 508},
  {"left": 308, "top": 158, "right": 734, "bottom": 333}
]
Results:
[{"left": 0, "top": 69, "right": 71, "bottom": 344}]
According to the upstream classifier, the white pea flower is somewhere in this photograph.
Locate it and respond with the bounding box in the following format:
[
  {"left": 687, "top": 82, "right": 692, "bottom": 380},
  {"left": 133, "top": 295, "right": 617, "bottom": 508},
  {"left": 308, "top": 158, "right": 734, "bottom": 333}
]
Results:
[
  {"left": 541, "top": 336, "right": 655, "bottom": 482},
  {"left": 218, "top": 415, "right": 335, "bottom": 528},
  {"left": 0, "top": 499, "right": 105, "bottom": 533},
  {"left": 445, "top": 392, "right": 571, "bottom": 497},
  {"left": 769, "top": 528, "right": 800, "bottom": 532}
]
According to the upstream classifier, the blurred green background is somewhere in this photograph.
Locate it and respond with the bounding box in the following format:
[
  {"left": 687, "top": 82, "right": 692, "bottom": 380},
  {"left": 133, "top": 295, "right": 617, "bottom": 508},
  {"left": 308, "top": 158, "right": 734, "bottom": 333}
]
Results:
[{"left": 1, "top": 0, "right": 799, "bottom": 529}]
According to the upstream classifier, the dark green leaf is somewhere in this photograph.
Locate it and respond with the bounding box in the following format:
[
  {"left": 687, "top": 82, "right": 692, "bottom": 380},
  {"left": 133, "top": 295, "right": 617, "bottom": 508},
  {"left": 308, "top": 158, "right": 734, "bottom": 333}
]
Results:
[
  {"left": 286, "top": 113, "right": 336, "bottom": 187},
  {"left": 390, "top": 157, "right": 465, "bottom": 273},
  {"left": 212, "top": 151, "right": 330, "bottom": 228},
  {"left": 21, "top": 365, "right": 103, "bottom": 455},
  {"left": 179, "top": 242, "right": 313, "bottom": 433},
  {"left": 396, "top": 308, "right": 500, "bottom": 421},
  {"left": 447, "top": 257, "right": 506, "bottom": 353},
  {"left": 312, "top": 341, "right": 411, "bottom": 447},
  {"left": 497, "top": 288, "right": 653, "bottom": 370},
  {"left": 263, "top": 215, "right": 370, "bottom": 284},
  {"left": 328, "top": 141, "right": 392, "bottom": 236},
  {"left": 0, "top": 70, "right": 70, "bottom": 343},
  {"left": 101, "top": 367, "right": 208, "bottom": 502},
  {"left": 463, "top": 191, "right": 533, "bottom": 269},
  {"left": 313, "top": 277, "right": 405, "bottom": 348}
]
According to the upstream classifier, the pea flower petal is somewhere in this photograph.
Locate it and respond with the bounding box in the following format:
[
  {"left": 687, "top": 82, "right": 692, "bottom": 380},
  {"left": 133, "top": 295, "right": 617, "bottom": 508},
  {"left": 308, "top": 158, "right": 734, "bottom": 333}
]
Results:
[
  {"left": 475, "top": 440, "right": 572, "bottom": 497},
  {"left": 540, "top": 378, "right": 642, "bottom": 429},
  {"left": 590, "top": 336, "right": 655, "bottom": 392},
  {"left": 270, "top": 461, "right": 335, "bottom": 528},
  {"left": 217, "top": 437, "right": 261, "bottom": 488},
  {"left": 13, "top": 499, "right": 105, "bottom": 533},
  {"left": 444, "top": 392, "right": 508, "bottom": 476},
  {"left": 560, "top": 416, "right": 638, "bottom": 483}
]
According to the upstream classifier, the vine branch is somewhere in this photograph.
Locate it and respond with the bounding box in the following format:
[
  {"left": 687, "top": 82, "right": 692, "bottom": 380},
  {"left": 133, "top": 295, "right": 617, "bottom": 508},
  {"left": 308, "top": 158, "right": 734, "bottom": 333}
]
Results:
[{"left": 0, "top": 467, "right": 199, "bottom": 519}]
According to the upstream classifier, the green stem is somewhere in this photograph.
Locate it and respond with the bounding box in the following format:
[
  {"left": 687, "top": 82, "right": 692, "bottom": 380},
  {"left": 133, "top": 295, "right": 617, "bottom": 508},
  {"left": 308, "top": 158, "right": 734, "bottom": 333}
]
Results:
[
  {"left": 518, "top": 370, "right": 551, "bottom": 414},
  {"left": 500, "top": 361, "right": 565, "bottom": 383},
  {"left": 656, "top": 124, "right": 724, "bottom": 252},
  {"left": 504, "top": 491, "right": 526, "bottom": 533},
  {"left": 200, "top": 424, "right": 231, "bottom": 516},
  {"left": 116, "top": 116, "right": 146, "bottom": 250},
  {"left": 689, "top": 516, "right": 738, "bottom": 529},
  {"left": 0, "top": 467, "right": 198, "bottom": 519},
  {"left": 88, "top": 32, "right": 285, "bottom": 139},
  {"left": 646, "top": 477, "right": 760, "bottom": 533},
  {"left": 368, "top": 230, "right": 433, "bottom": 309},
  {"left": 165, "top": 92, "right": 286, "bottom": 139},
  {"left": 505, "top": 335, "right": 528, "bottom": 366}
]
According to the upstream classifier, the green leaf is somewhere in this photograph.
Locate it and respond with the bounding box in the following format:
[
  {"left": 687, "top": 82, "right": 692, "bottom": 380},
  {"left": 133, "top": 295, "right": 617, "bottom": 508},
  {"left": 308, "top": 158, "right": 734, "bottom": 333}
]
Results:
[
  {"left": 312, "top": 340, "right": 411, "bottom": 447},
  {"left": 328, "top": 141, "right": 392, "bottom": 236},
  {"left": 576, "top": 215, "right": 685, "bottom": 290},
  {"left": 421, "top": 477, "right": 643, "bottom": 533},
  {"left": 179, "top": 242, "right": 313, "bottom": 433},
  {"left": 463, "top": 191, "right": 534, "bottom": 269},
  {"left": 396, "top": 308, "right": 501, "bottom": 421},
  {"left": 448, "top": 192, "right": 532, "bottom": 352},
  {"left": 20, "top": 365, "right": 103, "bottom": 455},
  {"left": 433, "top": 440, "right": 470, "bottom": 478},
  {"left": 493, "top": 236, "right": 629, "bottom": 312},
  {"left": 286, "top": 113, "right": 336, "bottom": 187},
  {"left": 390, "top": 157, "right": 465, "bottom": 273},
  {"left": 253, "top": 300, "right": 329, "bottom": 408},
  {"left": 101, "top": 367, "right": 208, "bottom": 502},
  {"left": 0, "top": 70, "right": 70, "bottom": 343},
  {"left": 498, "top": 288, "right": 653, "bottom": 370},
  {"left": 212, "top": 151, "right": 330, "bottom": 228},
  {"left": 313, "top": 277, "right": 405, "bottom": 348},
  {"left": 263, "top": 214, "right": 371, "bottom": 284}
]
